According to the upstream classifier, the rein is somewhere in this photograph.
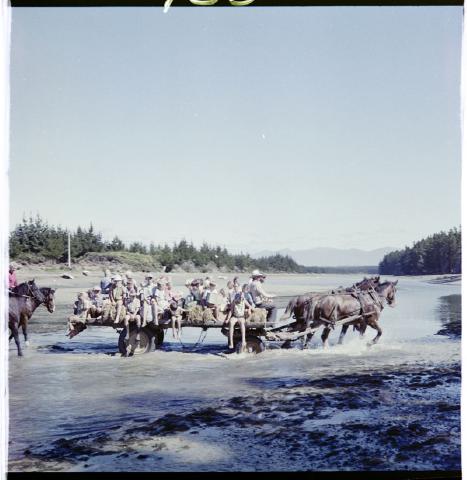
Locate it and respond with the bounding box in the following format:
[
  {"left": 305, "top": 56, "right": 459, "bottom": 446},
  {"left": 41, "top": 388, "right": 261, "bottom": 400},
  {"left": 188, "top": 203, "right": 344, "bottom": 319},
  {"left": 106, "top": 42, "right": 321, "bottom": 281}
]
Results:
[{"left": 9, "top": 284, "right": 46, "bottom": 304}]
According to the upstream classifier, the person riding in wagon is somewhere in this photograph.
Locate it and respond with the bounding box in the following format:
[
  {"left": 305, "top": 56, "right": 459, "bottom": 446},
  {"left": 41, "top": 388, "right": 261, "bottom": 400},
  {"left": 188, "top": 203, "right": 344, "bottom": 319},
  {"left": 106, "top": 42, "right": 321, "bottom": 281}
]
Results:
[
  {"left": 151, "top": 279, "right": 170, "bottom": 325},
  {"left": 249, "top": 270, "right": 277, "bottom": 323},
  {"left": 86, "top": 285, "right": 104, "bottom": 320},
  {"left": 109, "top": 274, "right": 125, "bottom": 324},
  {"left": 100, "top": 269, "right": 112, "bottom": 295},
  {"left": 139, "top": 272, "right": 155, "bottom": 325},
  {"left": 190, "top": 279, "right": 202, "bottom": 304},
  {"left": 168, "top": 300, "right": 186, "bottom": 340},
  {"left": 225, "top": 291, "right": 250, "bottom": 351},
  {"left": 124, "top": 271, "right": 138, "bottom": 295},
  {"left": 122, "top": 290, "right": 143, "bottom": 355},
  {"left": 73, "top": 291, "right": 91, "bottom": 317},
  {"left": 202, "top": 281, "right": 220, "bottom": 320}
]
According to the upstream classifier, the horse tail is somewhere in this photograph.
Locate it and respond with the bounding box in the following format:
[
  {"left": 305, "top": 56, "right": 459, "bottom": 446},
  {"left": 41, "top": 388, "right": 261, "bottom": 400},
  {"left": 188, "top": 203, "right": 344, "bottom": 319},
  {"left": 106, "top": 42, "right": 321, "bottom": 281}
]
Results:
[{"left": 282, "top": 297, "right": 297, "bottom": 320}]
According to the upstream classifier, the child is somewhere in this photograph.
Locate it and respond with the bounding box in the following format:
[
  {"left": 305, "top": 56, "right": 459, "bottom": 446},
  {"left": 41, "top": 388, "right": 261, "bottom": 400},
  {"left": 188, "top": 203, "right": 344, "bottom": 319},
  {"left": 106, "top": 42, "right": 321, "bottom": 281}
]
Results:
[
  {"left": 122, "top": 291, "right": 142, "bottom": 356},
  {"left": 73, "top": 291, "right": 90, "bottom": 317},
  {"left": 152, "top": 279, "right": 169, "bottom": 325},
  {"left": 203, "top": 281, "right": 219, "bottom": 319},
  {"left": 87, "top": 286, "right": 104, "bottom": 320},
  {"left": 225, "top": 291, "right": 247, "bottom": 351},
  {"left": 168, "top": 301, "right": 185, "bottom": 340},
  {"left": 110, "top": 274, "right": 125, "bottom": 324}
]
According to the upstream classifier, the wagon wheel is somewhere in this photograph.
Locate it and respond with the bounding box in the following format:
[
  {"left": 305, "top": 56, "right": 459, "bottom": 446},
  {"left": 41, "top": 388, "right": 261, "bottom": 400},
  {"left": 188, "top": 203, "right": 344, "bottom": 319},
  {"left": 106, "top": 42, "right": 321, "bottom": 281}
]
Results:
[
  {"left": 118, "top": 327, "right": 152, "bottom": 356},
  {"left": 235, "top": 336, "right": 265, "bottom": 354}
]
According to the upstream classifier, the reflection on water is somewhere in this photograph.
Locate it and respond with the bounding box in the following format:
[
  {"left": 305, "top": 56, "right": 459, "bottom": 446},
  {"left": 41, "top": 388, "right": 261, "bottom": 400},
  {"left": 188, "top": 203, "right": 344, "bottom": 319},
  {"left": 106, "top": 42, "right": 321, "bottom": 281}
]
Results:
[{"left": 436, "top": 295, "right": 461, "bottom": 339}]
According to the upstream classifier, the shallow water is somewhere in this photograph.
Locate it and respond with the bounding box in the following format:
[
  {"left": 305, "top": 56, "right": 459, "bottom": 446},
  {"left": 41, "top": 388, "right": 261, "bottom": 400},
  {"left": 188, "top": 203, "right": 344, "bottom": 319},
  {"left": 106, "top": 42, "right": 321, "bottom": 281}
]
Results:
[{"left": 8, "top": 274, "right": 461, "bottom": 471}]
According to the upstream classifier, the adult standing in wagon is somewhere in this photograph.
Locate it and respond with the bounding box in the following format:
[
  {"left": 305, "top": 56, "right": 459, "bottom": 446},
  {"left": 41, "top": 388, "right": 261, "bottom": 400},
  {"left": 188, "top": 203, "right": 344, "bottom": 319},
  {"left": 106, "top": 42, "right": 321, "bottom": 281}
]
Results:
[{"left": 249, "top": 270, "right": 278, "bottom": 323}]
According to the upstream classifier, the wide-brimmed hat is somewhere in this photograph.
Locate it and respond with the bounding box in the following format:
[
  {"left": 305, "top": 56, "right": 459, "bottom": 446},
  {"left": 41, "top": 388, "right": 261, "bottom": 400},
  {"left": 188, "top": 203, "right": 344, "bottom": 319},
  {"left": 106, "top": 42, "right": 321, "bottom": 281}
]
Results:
[
  {"left": 209, "top": 281, "right": 217, "bottom": 287},
  {"left": 125, "top": 270, "right": 133, "bottom": 278},
  {"left": 251, "top": 269, "right": 265, "bottom": 278},
  {"left": 113, "top": 274, "right": 122, "bottom": 282},
  {"left": 146, "top": 272, "right": 155, "bottom": 279},
  {"left": 93, "top": 286, "right": 101, "bottom": 291}
]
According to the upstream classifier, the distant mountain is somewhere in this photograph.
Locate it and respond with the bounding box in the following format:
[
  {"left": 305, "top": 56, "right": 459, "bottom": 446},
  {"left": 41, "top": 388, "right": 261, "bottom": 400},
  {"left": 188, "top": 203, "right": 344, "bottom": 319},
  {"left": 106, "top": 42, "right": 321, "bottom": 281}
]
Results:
[{"left": 252, "top": 247, "right": 396, "bottom": 267}]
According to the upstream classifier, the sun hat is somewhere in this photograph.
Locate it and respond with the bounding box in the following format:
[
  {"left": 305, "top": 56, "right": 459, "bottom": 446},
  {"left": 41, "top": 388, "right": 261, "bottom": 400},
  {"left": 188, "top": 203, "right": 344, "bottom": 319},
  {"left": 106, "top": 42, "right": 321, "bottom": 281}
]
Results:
[
  {"left": 114, "top": 274, "right": 122, "bottom": 282},
  {"left": 125, "top": 270, "right": 133, "bottom": 278},
  {"left": 93, "top": 286, "right": 101, "bottom": 291},
  {"left": 251, "top": 269, "right": 265, "bottom": 278}
]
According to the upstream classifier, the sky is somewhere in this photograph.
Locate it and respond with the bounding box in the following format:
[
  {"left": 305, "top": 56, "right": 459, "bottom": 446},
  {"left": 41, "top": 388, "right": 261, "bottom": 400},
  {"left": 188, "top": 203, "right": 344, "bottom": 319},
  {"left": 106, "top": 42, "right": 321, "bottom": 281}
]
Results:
[{"left": 8, "top": 6, "right": 462, "bottom": 253}]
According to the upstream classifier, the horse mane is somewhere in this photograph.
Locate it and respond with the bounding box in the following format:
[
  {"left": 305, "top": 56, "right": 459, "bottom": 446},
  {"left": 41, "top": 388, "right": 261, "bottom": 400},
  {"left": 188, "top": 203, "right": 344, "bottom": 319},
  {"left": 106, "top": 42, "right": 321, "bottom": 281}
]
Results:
[
  {"left": 40, "top": 287, "right": 54, "bottom": 295},
  {"left": 376, "top": 281, "right": 393, "bottom": 291},
  {"left": 14, "top": 282, "right": 32, "bottom": 295}
]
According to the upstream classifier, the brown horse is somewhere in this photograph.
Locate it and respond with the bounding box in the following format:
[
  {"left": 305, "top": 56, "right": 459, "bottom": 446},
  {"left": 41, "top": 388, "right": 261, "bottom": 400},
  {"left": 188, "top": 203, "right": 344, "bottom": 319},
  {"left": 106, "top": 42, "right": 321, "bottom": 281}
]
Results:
[
  {"left": 311, "top": 280, "right": 398, "bottom": 347},
  {"left": 282, "top": 276, "right": 382, "bottom": 347},
  {"left": 9, "top": 280, "right": 56, "bottom": 356}
]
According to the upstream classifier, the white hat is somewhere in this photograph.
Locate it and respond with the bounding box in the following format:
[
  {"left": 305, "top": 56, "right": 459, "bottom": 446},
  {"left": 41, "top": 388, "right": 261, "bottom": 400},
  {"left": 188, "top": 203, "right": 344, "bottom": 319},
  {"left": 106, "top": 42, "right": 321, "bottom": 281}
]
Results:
[
  {"left": 125, "top": 270, "right": 133, "bottom": 278},
  {"left": 146, "top": 272, "right": 155, "bottom": 279},
  {"left": 251, "top": 269, "right": 265, "bottom": 278},
  {"left": 93, "top": 285, "right": 101, "bottom": 291},
  {"left": 114, "top": 274, "right": 122, "bottom": 281}
]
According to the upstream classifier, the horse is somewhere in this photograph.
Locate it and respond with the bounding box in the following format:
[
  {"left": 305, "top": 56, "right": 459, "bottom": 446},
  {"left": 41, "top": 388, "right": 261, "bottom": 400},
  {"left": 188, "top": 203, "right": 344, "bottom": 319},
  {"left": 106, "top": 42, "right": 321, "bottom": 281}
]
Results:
[
  {"left": 311, "top": 280, "right": 398, "bottom": 347},
  {"left": 282, "top": 276, "right": 382, "bottom": 348},
  {"left": 9, "top": 280, "right": 56, "bottom": 356}
]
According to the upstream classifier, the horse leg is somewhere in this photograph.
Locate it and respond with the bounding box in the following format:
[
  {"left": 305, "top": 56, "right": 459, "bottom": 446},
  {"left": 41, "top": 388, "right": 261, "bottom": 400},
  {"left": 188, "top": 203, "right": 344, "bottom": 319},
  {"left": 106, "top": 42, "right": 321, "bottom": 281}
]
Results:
[
  {"left": 22, "top": 318, "right": 29, "bottom": 346},
  {"left": 321, "top": 327, "right": 331, "bottom": 348},
  {"left": 338, "top": 324, "right": 349, "bottom": 345},
  {"left": 302, "top": 332, "right": 314, "bottom": 349},
  {"left": 11, "top": 325, "right": 22, "bottom": 357},
  {"left": 359, "top": 323, "right": 368, "bottom": 339},
  {"left": 368, "top": 321, "right": 382, "bottom": 345}
]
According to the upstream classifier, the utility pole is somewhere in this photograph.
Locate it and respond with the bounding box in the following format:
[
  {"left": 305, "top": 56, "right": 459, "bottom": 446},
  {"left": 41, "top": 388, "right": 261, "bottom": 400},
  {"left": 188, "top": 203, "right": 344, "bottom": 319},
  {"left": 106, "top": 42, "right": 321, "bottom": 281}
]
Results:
[{"left": 67, "top": 232, "right": 71, "bottom": 269}]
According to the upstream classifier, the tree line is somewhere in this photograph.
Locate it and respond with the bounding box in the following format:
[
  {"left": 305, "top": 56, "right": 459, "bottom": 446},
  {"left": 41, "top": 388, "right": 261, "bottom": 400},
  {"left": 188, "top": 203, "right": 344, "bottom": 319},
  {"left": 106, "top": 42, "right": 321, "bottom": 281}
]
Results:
[
  {"left": 9, "top": 215, "right": 303, "bottom": 273},
  {"left": 378, "top": 227, "right": 461, "bottom": 275}
]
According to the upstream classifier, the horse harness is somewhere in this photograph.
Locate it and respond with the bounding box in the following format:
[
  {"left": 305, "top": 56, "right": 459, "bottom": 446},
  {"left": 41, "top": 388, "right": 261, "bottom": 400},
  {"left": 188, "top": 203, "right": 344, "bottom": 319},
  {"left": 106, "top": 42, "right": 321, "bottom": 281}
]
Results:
[{"left": 9, "top": 284, "right": 46, "bottom": 304}]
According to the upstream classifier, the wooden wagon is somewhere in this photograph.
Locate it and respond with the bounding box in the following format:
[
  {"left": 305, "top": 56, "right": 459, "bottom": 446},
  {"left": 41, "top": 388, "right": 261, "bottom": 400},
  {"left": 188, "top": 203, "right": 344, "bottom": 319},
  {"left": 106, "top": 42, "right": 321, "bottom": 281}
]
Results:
[{"left": 66, "top": 288, "right": 375, "bottom": 356}]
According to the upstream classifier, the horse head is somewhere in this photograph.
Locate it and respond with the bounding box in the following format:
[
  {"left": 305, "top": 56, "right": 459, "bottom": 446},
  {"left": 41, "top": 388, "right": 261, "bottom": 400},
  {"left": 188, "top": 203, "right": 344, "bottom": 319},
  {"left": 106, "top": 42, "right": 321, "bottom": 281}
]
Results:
[
  {"left": 40, "top": 287, "right": 56, "bottom": 313},
  {"left": 355, "top": 275, "right": 381, "bottom": 291},
  {"left": 376, "top": 280, "right": 398, "bottom": 307},
  {"left": 27, "top": 279, "right": 46, "bottom": 304}
]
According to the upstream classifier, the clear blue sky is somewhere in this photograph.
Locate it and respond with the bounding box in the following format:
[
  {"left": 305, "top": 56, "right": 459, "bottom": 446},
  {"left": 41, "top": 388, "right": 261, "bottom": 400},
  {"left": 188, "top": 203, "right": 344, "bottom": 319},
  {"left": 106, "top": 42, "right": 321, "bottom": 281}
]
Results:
[{"left": 9, "top": 6, "right": 462, "bottom": 253}]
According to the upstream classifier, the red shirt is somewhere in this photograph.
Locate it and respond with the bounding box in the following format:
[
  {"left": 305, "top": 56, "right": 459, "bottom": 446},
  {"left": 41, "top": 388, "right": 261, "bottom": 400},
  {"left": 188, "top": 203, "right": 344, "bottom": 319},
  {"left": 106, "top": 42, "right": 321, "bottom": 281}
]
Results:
[{"left": 9, "top": 271, "right": 18, "bottom": 289}]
